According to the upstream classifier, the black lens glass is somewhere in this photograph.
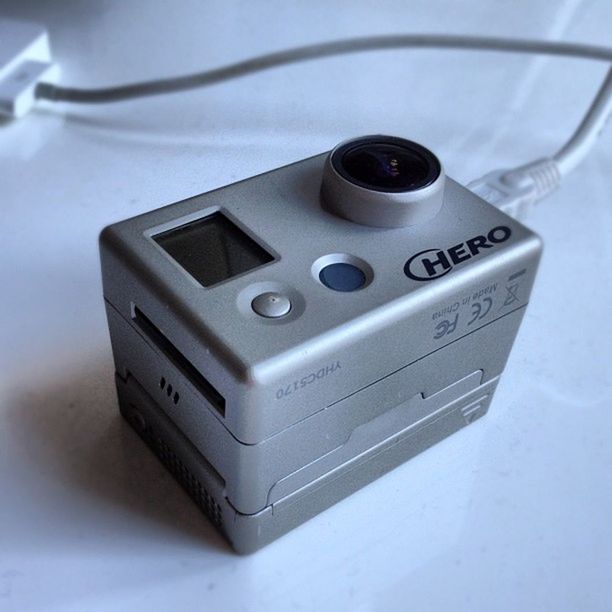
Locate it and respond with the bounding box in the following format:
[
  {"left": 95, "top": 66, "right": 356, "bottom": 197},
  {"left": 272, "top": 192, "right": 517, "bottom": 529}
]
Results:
[
  {"left": 332, "top": 137, "right": 440, "bottom": 193},
  {"left": 342, "top": 143, "right": 431, "bottom": 190}
]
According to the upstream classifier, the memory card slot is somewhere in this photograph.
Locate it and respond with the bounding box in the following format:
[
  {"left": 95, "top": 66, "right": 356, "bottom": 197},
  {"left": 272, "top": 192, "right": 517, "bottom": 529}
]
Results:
[{"left": 132, "top": 305, "right": 226, "bottom": 417}]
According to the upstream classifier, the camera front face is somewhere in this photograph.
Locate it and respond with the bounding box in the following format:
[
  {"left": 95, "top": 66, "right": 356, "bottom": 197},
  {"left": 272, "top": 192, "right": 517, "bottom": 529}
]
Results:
[
  {"left": 101, "top": 135, "right": 543, "bottom": 552},
  {"left": 321, "top": 135, "right": 445, "bottom": 228}
]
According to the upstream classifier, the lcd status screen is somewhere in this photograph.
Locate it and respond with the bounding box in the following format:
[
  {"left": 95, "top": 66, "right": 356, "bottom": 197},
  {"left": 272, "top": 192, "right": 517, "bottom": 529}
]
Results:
[{"left": 154, "top": 213, "right": 274, "bottom": 287}]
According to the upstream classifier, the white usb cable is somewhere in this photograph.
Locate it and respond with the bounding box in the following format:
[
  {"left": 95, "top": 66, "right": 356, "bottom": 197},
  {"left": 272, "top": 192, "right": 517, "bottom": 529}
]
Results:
[
  {"left": 33, "top": 34, "right": 612, "bottom": 221},
  {"left": 2, "top": 22, "right": 611, "bottom": 219},
  {"left": 468, "top": 66, "right": 612, "bottom": 219}
]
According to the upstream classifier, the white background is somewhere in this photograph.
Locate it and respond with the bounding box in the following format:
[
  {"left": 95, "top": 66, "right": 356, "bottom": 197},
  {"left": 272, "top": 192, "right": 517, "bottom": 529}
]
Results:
[{"left": 1, "top": 1, "right": 611, "bottom": 610}]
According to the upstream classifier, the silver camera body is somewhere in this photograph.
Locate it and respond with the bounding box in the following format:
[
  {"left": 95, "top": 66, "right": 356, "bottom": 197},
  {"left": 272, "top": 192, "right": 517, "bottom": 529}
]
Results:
[{"left": 100, "top": 136, "right": 542, "bottom": 553}]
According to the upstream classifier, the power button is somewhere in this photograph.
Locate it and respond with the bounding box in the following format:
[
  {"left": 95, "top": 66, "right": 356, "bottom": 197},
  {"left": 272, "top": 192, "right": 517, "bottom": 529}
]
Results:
[{"left": 251, "top": 292, "right": 292, "bottom": 318}]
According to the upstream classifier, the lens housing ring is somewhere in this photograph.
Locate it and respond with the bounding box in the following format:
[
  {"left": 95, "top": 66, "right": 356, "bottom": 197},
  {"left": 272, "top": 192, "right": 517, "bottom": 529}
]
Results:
[{"left": 321, "top": 135, "right": 445, "bottom": 228}]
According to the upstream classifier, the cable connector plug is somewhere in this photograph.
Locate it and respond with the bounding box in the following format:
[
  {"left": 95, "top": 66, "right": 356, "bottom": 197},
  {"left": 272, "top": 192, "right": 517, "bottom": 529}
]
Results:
[
  {"left": 0, "top": 18, "right": 59, "bottom": 118},
  {"left": 467, "top": 158, "right": 561, "bottom": 220}
]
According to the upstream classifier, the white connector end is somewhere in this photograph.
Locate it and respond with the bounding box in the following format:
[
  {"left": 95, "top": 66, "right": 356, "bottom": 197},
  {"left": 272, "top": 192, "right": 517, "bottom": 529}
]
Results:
[
  {"left": 0, "top": 18, "right": 59, "bottom": 118},
  {"left": 467, "top": 158, "right": 562, "bottom": 220}
]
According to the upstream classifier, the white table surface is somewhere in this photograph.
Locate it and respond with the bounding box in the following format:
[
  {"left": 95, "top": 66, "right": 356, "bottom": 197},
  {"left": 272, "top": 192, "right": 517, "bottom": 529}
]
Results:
[{"left": 1, "top": 2, "right": 611, "bottom": 610}]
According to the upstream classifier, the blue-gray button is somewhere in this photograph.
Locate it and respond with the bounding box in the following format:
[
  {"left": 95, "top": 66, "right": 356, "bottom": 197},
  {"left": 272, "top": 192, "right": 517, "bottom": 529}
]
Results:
[{"left": 319, "top": 262, "right": 366, "bottom": 292}]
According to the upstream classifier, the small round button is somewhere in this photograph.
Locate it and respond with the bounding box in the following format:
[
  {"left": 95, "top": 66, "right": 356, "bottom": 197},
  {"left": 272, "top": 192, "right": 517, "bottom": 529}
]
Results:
[
  {"left": 251, "top": 292, "right": 292, "bottom": 318},
  {"left": 319, "top": 262, "right": 366, "bottom": 292}
]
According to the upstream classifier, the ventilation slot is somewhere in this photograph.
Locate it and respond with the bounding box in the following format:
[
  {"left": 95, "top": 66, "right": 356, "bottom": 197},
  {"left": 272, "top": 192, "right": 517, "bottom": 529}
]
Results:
[
  {"left": 154, "top": 436, "right": 223, "bottom": 528},
  {"left": 122, "top": 379, "right": 225, "bottom": 535},
  {"left": 159, "top": 377, "right": 181, "bottom": 404},
  {"left": 133, "top": 306, "right": 226, "bottom": 417}
]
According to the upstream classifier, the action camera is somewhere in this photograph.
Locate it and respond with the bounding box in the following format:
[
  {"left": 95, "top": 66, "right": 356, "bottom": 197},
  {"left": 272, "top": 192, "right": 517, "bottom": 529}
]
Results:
[{"left": 100, "top": 135, "right": 542, "bottom": 553}]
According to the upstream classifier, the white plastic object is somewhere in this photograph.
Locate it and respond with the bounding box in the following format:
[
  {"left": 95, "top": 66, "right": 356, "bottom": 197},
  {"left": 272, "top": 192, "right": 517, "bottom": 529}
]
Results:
[
  {"left": 467, "top": 158, "right": 562, "bottom": 220},
  {"left": 0, "top": 18, "right": 59, "bottom": 118}
]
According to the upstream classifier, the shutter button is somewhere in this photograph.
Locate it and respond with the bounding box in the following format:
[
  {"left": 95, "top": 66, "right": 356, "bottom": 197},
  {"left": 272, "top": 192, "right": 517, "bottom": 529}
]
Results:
[{"left": 251, "top": 292, "right": 292, "bottom": 318}]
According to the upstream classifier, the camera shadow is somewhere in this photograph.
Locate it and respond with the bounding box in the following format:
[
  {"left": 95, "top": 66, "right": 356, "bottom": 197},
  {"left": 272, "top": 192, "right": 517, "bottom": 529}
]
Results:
[{"left": 3, "top": 352, "right": 231, "bottom": 556}]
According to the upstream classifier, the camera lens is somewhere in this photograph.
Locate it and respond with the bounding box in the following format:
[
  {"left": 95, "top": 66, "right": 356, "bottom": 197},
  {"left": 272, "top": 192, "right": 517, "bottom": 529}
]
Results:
[
  {"left": 331, "top": 136, "right": 440, "bottom": 193},
  {"left": 321, "top": 135, "right": 445, "bottom": 228}
]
